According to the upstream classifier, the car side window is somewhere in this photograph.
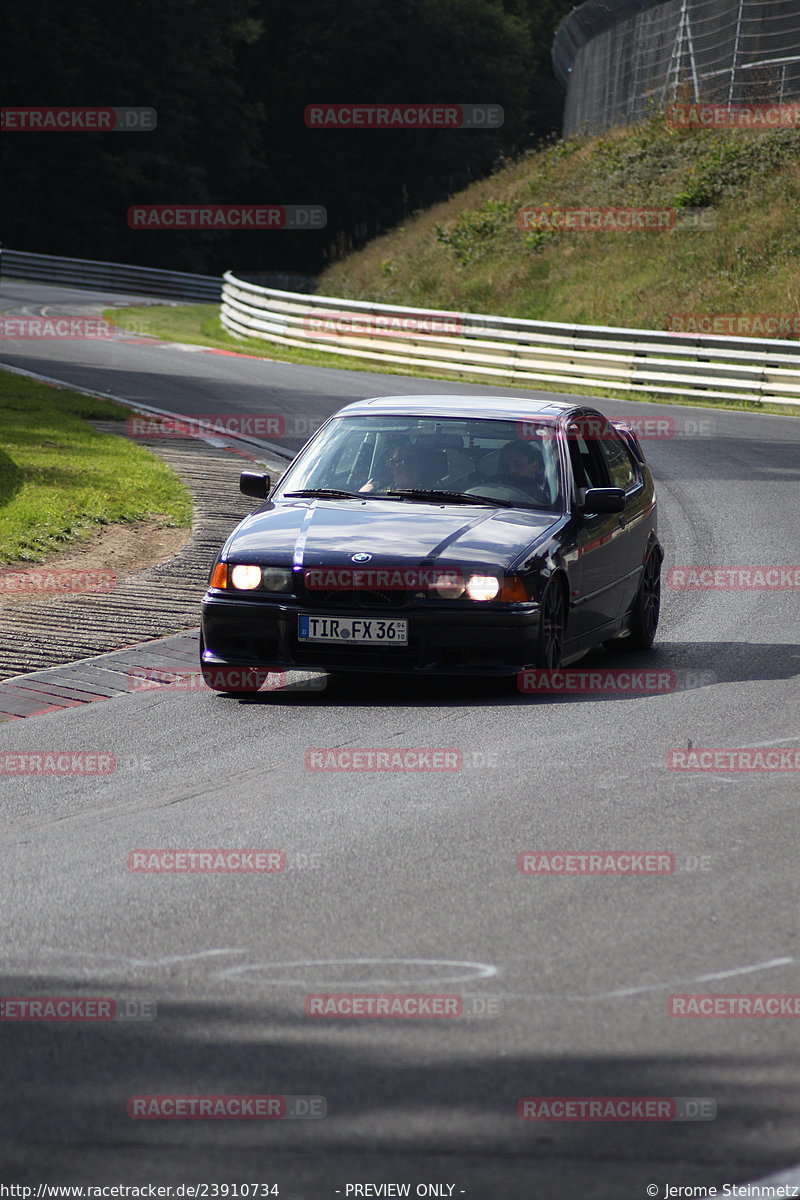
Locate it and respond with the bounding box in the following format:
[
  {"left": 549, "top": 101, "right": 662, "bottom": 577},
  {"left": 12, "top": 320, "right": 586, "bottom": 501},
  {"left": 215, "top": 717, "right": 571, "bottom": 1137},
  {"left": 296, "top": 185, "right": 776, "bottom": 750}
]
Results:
[
  {"left": 596, "top": 429, "right": 641, "bottom": 492},
  {"left": 566, "top": 419, "right": 611, "bottom": 492}
]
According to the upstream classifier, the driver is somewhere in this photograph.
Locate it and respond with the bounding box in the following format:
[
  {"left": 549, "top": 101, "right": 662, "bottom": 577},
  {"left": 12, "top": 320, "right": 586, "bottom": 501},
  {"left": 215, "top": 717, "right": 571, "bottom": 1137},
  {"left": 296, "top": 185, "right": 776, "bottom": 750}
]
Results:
[
  {"left": 360, "top": 442, "right": 442, "bottom": 494},
  {"left": 497, "top": 440, "right": 548, "bottom": 499}
]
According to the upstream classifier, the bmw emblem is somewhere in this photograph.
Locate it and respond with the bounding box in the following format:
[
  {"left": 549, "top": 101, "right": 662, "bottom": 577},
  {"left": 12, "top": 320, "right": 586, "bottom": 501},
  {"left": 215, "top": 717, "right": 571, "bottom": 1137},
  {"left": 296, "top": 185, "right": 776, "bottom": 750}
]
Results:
[{"left": 351, "top": 553, "right": 372, "bottom": 563}]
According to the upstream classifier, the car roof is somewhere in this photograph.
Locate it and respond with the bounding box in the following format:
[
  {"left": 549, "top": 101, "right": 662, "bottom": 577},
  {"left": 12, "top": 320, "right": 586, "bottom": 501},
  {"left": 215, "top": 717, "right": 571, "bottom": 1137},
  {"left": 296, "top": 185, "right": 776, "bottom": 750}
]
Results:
[{"left": 334, "top": 394, "right": 584, "bottom": 421}]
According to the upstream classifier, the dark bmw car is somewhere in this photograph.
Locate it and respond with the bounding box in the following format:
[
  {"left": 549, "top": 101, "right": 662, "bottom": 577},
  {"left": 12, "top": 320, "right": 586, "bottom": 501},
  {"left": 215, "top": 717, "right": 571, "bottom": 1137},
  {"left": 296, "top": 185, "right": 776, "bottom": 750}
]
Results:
[{"left": 200, "top": 395, "right": 662, "bottom": 688}]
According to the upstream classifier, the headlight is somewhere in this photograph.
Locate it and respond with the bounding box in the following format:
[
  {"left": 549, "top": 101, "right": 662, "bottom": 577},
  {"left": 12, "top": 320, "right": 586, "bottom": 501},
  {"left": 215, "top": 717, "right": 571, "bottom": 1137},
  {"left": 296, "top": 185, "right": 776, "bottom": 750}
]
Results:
[
  {"left": 261, "top": 567, "right": 293, "bottom": 593},
  {"left": 230, "top": 564, "right": 263, "bottom": 590},
  {"left": 465, "top": 574, "right": 501, "bottom": 601}
]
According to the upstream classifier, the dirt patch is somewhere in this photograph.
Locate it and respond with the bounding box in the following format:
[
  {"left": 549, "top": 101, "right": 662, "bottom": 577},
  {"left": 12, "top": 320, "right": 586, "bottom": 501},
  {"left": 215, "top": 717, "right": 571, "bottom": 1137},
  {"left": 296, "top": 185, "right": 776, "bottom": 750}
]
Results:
[{"left": 0, "top": 520, "right": 191, "bottom": 610}]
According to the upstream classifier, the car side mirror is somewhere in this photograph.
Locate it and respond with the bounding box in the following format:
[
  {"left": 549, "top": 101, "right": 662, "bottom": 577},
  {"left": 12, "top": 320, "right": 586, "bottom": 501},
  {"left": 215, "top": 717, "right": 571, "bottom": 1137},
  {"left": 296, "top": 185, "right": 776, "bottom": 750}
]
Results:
[
  {"left": 240, "top": 471, "right": 271, "bottom": 500},
  {"left": 583, "top": 487, "right": 625, "bottom": 514}
]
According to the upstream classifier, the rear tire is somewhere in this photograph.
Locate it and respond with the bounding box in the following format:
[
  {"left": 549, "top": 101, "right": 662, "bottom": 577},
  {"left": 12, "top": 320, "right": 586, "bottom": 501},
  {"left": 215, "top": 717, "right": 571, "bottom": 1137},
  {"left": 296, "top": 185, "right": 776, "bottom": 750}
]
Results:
[{"left": 607, "top": 549, "right": 661, "bottom": 651}]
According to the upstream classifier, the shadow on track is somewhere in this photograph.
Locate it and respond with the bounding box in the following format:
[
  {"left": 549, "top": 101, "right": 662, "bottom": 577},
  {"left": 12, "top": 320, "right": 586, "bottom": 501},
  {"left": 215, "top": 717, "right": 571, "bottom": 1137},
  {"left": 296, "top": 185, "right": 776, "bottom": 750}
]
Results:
[
  {"left": 1, "top": 968, "right": 799, "bottom": 1193},
  {"left": 212, "top": 640, "right": 800, "bottom": 710}
]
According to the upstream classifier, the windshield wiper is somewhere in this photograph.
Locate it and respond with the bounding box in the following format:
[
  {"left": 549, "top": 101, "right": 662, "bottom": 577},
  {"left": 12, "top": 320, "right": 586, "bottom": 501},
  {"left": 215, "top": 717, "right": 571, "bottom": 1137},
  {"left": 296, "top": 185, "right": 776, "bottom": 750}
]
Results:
[
  {"left": 381, "top": 488, "right": 517, "bottom": 508},
  {"left": 283, "top": 488, "right": 364, "bottom": 499}
]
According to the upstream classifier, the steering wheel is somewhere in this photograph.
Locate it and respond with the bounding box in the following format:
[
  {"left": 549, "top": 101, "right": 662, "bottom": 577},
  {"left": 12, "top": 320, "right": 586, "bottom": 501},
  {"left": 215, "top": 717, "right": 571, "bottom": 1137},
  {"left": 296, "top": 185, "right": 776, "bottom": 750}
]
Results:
[
  {"left": 463, "top": 482, "right": 538, "bottom": 503},
  {"left": 477, "top": 473, "right": 549, "bottom": 502}
]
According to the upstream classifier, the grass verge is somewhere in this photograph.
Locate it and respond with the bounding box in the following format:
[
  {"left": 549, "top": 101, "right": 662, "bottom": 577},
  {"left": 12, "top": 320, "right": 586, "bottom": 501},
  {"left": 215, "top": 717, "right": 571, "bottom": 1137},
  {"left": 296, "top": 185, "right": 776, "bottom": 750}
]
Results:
[
  {"left": 0, "top": 370, "right": 192, "bottom": 564},
  {"left": 320, "top": 119, "right": 800, "bottom": 328},
  {"left": 106, "top": 303, "right": 800, "bottom": 420}
]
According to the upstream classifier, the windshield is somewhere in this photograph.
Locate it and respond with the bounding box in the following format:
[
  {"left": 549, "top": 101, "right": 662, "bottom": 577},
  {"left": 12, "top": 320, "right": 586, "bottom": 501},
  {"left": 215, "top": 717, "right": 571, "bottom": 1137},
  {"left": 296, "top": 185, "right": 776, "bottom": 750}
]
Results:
[{"left": 276, "top": 414, "right": 564, "bottom": 510}]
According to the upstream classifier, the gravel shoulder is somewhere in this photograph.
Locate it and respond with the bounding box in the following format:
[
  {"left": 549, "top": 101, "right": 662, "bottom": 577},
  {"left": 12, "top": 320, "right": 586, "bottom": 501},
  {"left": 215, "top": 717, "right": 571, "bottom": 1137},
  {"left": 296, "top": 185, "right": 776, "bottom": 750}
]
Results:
[
  {"left": 0, "top": 425, "right": 282, "bottom": 679},
  {"left": 0, "top": 520, "right": 190, "bottom": 611}
]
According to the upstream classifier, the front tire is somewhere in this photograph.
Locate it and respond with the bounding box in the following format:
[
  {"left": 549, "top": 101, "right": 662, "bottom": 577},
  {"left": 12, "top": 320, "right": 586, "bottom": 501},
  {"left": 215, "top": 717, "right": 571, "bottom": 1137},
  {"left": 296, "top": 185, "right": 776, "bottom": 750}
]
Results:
[{"left": 535, "top": 578, "right": 566, "bottom": 668}]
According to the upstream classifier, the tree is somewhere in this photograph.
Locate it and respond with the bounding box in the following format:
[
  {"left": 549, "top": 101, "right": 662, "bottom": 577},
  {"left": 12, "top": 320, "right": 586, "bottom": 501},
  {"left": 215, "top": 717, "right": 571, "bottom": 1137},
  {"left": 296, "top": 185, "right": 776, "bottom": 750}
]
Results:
[{"left": 1, "top": 0, "right": 573, "bottom": 275}]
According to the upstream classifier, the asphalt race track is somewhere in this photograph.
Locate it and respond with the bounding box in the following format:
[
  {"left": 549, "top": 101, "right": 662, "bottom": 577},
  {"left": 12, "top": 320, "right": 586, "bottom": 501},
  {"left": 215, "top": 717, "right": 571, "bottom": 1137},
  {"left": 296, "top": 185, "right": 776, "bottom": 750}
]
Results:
[{"left": 1, "top": 281, "right": 800, "bottom": 1197}]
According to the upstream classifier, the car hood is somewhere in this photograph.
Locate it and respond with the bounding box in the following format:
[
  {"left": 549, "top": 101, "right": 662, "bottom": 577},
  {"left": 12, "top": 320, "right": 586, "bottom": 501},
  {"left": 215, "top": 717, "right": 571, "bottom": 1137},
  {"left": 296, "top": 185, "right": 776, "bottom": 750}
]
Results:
[{"left": 224, "top": 498, "right": 560, "bottom": 572}]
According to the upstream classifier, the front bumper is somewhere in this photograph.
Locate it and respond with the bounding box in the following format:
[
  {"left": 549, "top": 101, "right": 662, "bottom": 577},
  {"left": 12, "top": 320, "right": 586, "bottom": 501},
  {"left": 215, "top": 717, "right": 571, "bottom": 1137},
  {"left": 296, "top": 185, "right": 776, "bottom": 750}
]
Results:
[{"left": 201, "top": 592, "right": 541, "bottom": 676}]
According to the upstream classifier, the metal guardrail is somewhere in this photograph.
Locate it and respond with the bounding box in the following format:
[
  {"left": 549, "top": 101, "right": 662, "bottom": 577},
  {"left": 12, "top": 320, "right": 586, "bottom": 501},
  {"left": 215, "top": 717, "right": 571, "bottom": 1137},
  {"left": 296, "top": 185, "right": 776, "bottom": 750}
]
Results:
[
  {"left": 0, "top": 248, "right": 222, "bottom": 301},
  {"left": 221, "top": 271, "right": 800, "bottom": 408}
]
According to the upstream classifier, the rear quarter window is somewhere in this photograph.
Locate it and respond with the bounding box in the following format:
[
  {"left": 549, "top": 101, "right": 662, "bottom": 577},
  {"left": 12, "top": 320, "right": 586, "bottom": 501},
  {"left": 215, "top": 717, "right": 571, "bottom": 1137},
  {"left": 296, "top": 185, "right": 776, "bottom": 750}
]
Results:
[{"left": 599, "top": 432, "right": 641, "bottom": 492}]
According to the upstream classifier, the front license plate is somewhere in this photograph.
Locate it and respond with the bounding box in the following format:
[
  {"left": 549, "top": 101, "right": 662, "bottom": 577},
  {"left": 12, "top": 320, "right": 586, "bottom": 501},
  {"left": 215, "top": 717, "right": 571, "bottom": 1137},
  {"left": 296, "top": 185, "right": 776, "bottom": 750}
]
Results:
[{"left": 298, "top": 614, "right": 408, "bottom": 645}]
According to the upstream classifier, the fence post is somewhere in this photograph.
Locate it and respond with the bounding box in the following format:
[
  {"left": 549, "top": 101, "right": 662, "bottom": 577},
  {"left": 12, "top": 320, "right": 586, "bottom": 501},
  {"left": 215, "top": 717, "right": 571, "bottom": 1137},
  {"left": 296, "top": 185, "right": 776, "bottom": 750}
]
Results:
[{"left": 728, "top": 0, "right": 744, "bottom": 102}]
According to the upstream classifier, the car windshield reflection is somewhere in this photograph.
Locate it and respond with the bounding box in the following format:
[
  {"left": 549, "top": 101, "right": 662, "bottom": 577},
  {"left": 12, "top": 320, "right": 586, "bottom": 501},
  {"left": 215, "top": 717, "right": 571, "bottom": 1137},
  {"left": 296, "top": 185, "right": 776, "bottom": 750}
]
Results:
[{"left": 275, "top": 416, "right": 563, "bottom": 511}]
